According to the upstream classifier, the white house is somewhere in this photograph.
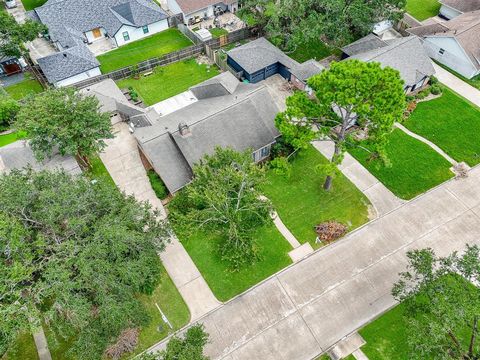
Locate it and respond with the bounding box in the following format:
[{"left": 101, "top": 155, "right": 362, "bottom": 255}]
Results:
[
  {"left": 439, "top": 0, "right": 480, "bottom": 19},
  {"left": 29, "top": 0, "right": 170, "bottom": 86},
  {"left": 166, "top": 0, "right": 239, "bottom": 24},
  {"left": 408, "top": 11, "right": 480, "bottom": 79}
]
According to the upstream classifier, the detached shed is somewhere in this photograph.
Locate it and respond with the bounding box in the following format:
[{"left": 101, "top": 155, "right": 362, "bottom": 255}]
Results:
[{"left": 226, "top": 37, "right": 299, "bottom": 83}]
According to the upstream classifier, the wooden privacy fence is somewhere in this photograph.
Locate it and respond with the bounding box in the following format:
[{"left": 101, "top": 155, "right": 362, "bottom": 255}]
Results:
[{"left": 72, "top": 27, "right": 253, "bottom": 89}]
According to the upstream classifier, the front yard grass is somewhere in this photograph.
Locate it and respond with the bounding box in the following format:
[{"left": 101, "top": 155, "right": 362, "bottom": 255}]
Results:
[
  {"left": 406, "top": 0, "right": 440, "bottom": 20},
  {"left": 261, "top": 145, "right": 371, "bottom": 247},
  {"left": 403, "top": 87, "right": 480, "bottom": 166},
  {"left": 20, "top": 0, "right": 47, "bottom": 10},
  {"left": 175, "top": 223, "right": 292, "bottom": 302},
  {"left": 4, "top": 77, "right": 43, "bottom": 100},
  {"left": 349, "top": 129, "right": 454, "bottom": 200},
  {"left": 116, "top": 59, "right": 220, "bottom": 106},
  {"left": 97, "top": 29, "right": 193, "bottom": 73}
]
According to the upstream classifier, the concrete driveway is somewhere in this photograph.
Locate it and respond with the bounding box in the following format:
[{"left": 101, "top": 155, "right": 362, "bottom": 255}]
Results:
[{"left": 149, "top": 165, "right": 480, "bottom": 359}]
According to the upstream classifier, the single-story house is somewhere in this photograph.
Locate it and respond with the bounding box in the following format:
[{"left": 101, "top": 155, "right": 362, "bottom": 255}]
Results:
[
  {"left": 342, "top": 35, "right": 435, "bottom": 93},
  {"left": 289, "top": 59, "right": 325, "bottom": 94},
  {"left": 227, "top": 37, "right": 301, "bottom": 83},
  {"left": 439, "top": 0, "right": 480, "bottom": 19},
  {"left": 0, "top": 140, "right": 81, "bottom": 175},
  {"left": 408, "top": 11, "right": 480, "bottom": 79},
  {"left": 28, "top": 0, "right": 169, "bottom": 86},
  {"left": 167, "top": 0, "right": 239, "bottom": 24},
  {"left": 133, "top": 72, "right": 280, "bottom": 194}
]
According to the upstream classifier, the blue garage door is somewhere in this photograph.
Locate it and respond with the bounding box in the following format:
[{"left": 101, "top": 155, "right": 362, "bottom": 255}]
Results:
[
  {"left": 278, "top": 64, "right": 291, "bottom": 80},
  {"left": 265, "top": 63, "right": 279, "bottom": 77},
  {"left": 249, "top": 70, "right": 265, "bottom": 83}
]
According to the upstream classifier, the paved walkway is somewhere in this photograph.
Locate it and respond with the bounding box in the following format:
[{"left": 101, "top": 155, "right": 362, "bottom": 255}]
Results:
[
  {"left": 395, "top": 123, "right": 458, "bottom": 166},
  {"left": 100, "top": 122, "right": 220, "bottom": 321},
  {"left": 6, "top": 1, "right": 26, "bottom": 23},
  {"left": 32, "top": 326, "right": 52, "bottom": 360},
  {"left": 312, "top": 140, "right": 405, "bottom": 217},
  {"left": 149, "top": 164, "right": 480, "bottom": 360},
  {"left": 432, "top": 63, "right": 480, "bottom": 107}
]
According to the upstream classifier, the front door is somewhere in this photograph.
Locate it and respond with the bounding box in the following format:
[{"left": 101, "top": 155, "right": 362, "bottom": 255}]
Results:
[{"left": 92, "top": 28, "right": 102, "bottom": 39}]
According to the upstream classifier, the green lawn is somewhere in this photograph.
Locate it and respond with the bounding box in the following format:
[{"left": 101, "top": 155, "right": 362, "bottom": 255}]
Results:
[
  {"left": 403, "top": 88, "right": 480, "bottom": 166},
  {"left": 349, "top": 129, "right": 454, "bottom": 200},
  {"left": 287, "top": 38, "right": 336, "bottom": 63},
  {"left": 176, "top": 223, "right": 292, "bottom": 302},
  {"left": 4, "top": 78, "right": 43, "bottom": 100},
  {"left": 261, "top": 145, "right": 371, "bottom": 247},
  {"left": 0, "top": 131, "right": 26, "bottom": 148},
  {"left": 406, "top": 0, "right": 440, "bottom": 20},
  {"left": 2, "top": 333, "right": 39, "bottom": 360},
  {"left": 87, "top": 155, "right": 116, "bottom": 188},
  {"left": 20, "top": 0, "right": 47, "bottom": 10},
  {"left": 97, "top": 29, "right": 193, "bottom": 73},
  {"left": 209, "top": 28, "right": 228, "bottom": 38},
  {"left": 117, "top": 59, "right": 220, "bottom": 106}
]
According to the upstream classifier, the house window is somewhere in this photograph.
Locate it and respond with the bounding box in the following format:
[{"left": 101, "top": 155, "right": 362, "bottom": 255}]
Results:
[
  {"left": 142, "top": 25, "right": 149, "bottom": 34},
  {"left": 439, "top": 48, "right": 445, "bottom": 55},
  {"left": 123, "top": 31, "right": 130, "bottom": 41},
  {"left": 260, "top": 146, "right": 270, "bottom": 158}
]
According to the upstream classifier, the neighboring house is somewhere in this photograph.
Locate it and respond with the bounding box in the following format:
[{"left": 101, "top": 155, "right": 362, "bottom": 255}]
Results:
[
  {"left": 408, "top": 11, "right": 480, "bottom": 79},
  {"left": 227, "top": 38, "right": 295, "bottom": 83},
  {"left": 28, "top": 0, "right": 169, "bottom": 86},
  {"left": 0, "top": 140, "right": 81, "bottom": 175},
  {"left": 342, "top": 35, "right": 435, "bottom": 93},
  {"left": 132, "top": 72, "right": 280, "bottom": 194},
  {"left": 439, "top": 0, "right": 480, "bottom": 19},
  {"left": 289, "top": 59, "right": 325, "bottom": 94},
  {"left": 167, "top": 0, "right": 239, "bottom": 24}
]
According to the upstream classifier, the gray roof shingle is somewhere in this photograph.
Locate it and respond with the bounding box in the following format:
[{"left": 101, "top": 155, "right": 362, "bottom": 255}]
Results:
[
  {"left": 290, "top": 59, "right": 325, "bottom": 82},
  {"left": 227, "top": 37, "right": 299, "bottom": 74},
  {"left": 440, "top": 0, "right": 480, "bottom": 13}
]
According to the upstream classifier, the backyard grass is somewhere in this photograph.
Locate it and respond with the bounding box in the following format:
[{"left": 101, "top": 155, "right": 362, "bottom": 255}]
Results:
[
  {"left": 4, "top": 77, "right": 43, "bottom": 100},
  {"left": 86, "top": 155, "right": 116, "bottom": 188},
  {"left": 261, "top": 145, "right": 370, "bottom": 247},
  {"left": 117, "top": 59, "right": 220, "bottom": 106},
  {"left": 287, "top": 38, "right": 336, "bottom": 63},
  {"left": 175, "top": 223, "right": 293, "bottom": 301},
  {"left": 96, "top": 29, "right": 193, "bottom": 73},
  {"left": 209, "top": 27, "right": 229, "bottom": 38},
  {"left": 403, "top": 87, "right": 480, "bottom": 166},
  {"left": 2, "top": 333, "right": 39, "bottom": 360},
  {"left": 349, "top": 129, "right": 454, "bottom": 200},
  {"left": 406, "top": 0, "right": 440, "bottom": 20},
  {"left": 20, "top": 0, "right": 47, "bottom": 10},
  {"left": 0, "top": 131, "right": 26, "bottom": 148}
]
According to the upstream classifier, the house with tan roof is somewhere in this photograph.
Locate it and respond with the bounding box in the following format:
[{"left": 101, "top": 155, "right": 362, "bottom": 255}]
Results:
[
  {"left": 408, "top": 10, "right": 480, "bottom": 79},
  {"left": 439, "top": 0, "right": 480, "bottom": 19},
  {"left": 166, "top": 0, "right": 239, "bottom": 25}
]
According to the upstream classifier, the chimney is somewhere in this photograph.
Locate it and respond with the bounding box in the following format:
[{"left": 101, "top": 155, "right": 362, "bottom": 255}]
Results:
[{"left": 178, "top": 122, "right": 191, "bottom": 137}]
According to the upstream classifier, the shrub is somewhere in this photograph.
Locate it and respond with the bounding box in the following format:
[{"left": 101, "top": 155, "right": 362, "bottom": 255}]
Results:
[
  {"left": 416, "top": 89, "right": 429, "bottom": 100},
  {"left": 269, "top": 156, "right": 291, "bottom": 177},
  {"left": 429, "top": 76, "right": 439, "bottom": 86},
  {"left": 147, "top": 170, "right": 168, "bottom": 200},
  {"left": 128, "top": 86, "right": 139, "bottom": 102},
  {"left": 0, "top": 96, "right": 20, "bottom": 132},
  {"left": 104, "top": 328, "right": 140, "bottom": 360},
  {"left": 430, "top": 84, "right": 442, "bottom": 95},
  {"left": 271, "top": 138, "right": 295, "bottom": 158}
]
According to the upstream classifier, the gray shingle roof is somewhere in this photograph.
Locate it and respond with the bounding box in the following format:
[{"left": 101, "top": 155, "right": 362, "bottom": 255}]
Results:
[
  {"left": 0, "top": 140, "right": 81, "bottom": 175},
  {"left": 173, "top": 0, "right": 235, "bottom": 15},
  {"left": 33, "top": 0, "right": 168, "bottom": 49},
  {"left": 341, "top": 33, "right": 388, "bottom": 56},
  {"left": 290, "top": 59, "right": 325, "bottom": 82},
  {"left": 440, "top": 0, "right": 480, "bottom": 13},
  {"left": 37, "top": 42, "right": 100, "bottom": 83},
  {"left": 134, "top": 73, "right": 280, "bottom": 193},
  {"left": 348, "top": 36, "right": 435, "bottom": 86},
  {"left": 227, "top": 37, "right": 299, "bottom": 74},
  {"left": 190, "top": 71, "right": 239, "bottom": 99}
]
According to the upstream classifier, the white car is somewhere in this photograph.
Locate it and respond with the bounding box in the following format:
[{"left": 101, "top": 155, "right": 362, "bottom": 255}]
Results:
[{"left": 5, "top": 0, "right": 17, "bottom": 9}]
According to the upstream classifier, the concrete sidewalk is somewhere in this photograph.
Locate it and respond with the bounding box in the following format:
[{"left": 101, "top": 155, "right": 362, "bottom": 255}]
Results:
[
  {"left": 432, "top": 63, "right": 480, "bottom": 107},
  {"left": 148, "top": 164, "right": 480, "bottom": 360},
  {"left": 100, "top": 122, "right": 221, "bottom": 321},
  {"left": 312, "top": 140, "right": 405, "bottom": 217}
]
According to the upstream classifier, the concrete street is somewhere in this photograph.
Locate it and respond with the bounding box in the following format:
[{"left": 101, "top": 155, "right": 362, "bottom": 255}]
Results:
[{"left": 149, "top": 165, "right": 480, "bottom": 359}]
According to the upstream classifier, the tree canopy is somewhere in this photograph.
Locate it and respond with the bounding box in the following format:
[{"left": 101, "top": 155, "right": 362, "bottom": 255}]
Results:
[
  {"left": 15, "top": 87, "right": 113, "bottom": 168},
  {"left": 0, "top": 11, "right": 46, "bottom": 58},
  {"left": 239, "top": 0, "right": 405, "bottom": 49},
  {"left": 276, "top": 59, "right": 405, "bottom": 190},
  {"left": 0, "top": 169, "right": 168, "bottom": 359},
  {"left": 0, "top": 95, "right": 20, "bottom": 132},
  {"left": 169, "top": 147, "right": 271, "bottom": 270},
  {"left": 392, "top": 246, "right": 480, "bottom": 359}
]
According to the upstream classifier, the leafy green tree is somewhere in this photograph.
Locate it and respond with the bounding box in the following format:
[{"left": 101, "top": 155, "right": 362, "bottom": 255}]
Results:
[
  {"left": 139, "top": 324, "right": 209, "bottom": 360},
  {"left": 392, "top": 246, "right": 480, "bottom": 359},
  {"left": 239, "top": 0, "right": 405, "bottom": 49},
  {"left": 0, "top": 11, "right": 46, "bottom": 58},
  {"left": 15, "top": 87, "right": 113, "bottom": 168},
  {"left": 276, "top": 60, "right": 405, "bottom": 190},
  {"left": 0, "top": 95, "right": 20, "bottom": 131},
  {"left": 169, "top": 147, "right": 271, "bottom": 270},
  {"left": 0, "top": 169, "right": 168, "bottom": 359}
]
